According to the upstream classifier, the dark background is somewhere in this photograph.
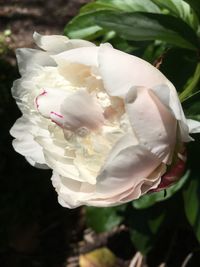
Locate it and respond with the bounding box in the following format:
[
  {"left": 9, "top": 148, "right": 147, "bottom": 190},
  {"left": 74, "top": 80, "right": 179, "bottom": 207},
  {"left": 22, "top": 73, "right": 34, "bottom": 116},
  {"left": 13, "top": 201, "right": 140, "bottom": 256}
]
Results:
[{"left": 0, "top": 1, "right": 89, "bottom": 266}]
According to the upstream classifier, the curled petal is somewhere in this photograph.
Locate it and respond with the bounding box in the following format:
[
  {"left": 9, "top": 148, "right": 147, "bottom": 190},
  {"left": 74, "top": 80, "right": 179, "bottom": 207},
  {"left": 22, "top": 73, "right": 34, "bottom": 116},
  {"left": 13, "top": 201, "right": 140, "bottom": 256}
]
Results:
[
  {"left": 10, "top": 116, "right": 48, "bottom": 169},
  {"left": 33, "top": 32, "right": 95, "bottom": 54},
  {"left": 187, "top": 119, "right": 200, "bottom": 134},
  {"left": 98, "top": 43, "right": 171, "bottom": 98},
  {"left": 16, "top": 48, "right": 56, "bottom": 75},
  {"left": 125, "top": 87, "right": 177, "bottom": 163}
]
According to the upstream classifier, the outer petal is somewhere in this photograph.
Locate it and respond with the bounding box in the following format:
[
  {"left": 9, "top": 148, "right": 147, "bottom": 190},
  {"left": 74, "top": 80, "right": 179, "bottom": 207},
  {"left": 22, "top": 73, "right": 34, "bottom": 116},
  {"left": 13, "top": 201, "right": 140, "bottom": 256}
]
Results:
[
  {"left": 187, "top": 119, "right": 200, "bottom": 133},
  {"left": 16, "top": 48, "right": 56, "bottom": 75},
  {"left": 98, "top": 43, "right": 172, "bottom": 97},
  {"left": 33, "top": 32, "right": 95, "bottom": 53},
  {"left": 125, "top": 87, "right": 177, "bottom": 163},
  {"left": 96, "top": 144, "right": 162, "bottom": 197},
  {"left": 152, "top": 84, "right": 192, "bottom": 142},
  {"left": 52, "top": 46, "right": 99, "bottom": 67},
  {"left": 98, "top": 44, "right": 191, "bottom": 142},
  {"left": 10, "top": 116, "right": 48, "bottom": 169}
]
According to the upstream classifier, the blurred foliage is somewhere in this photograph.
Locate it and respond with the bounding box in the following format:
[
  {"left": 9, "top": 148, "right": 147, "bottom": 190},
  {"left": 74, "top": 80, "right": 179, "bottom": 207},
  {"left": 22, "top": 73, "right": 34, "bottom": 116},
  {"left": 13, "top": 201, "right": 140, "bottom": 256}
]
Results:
[{"left": 64, "top": 0, "right": 200, "bottom": 264}]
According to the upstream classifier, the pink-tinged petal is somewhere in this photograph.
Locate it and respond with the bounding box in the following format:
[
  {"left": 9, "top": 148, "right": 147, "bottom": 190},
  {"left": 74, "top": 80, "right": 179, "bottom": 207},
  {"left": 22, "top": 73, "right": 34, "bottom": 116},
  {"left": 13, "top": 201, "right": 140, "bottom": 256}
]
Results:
[
  {"left": 33, "top": 32, "right": 95, "bottom": 53},
  {"left": 152, "top": 84, "right": 192, "bottom": 142},
  {"left": 98, "top": 43, "right": 170, "bottom": 98},
  {"left": 51, "top": 172, "right": 95, "bottom": 208},
  {"left": 35, "top": 88, "right": 69, "bottom": 119},
  {"left": 96, "top": 138, "right": 162, "bottom": 196},
  {"left": 125, "top": 87, "right": 177, "bottom": 163},
  {"left": 16, "top": 48, "right": 56, "bottom": 75},
  {"left": 60, "top": 89, "right": 105, "bottom": 131},
  {"left": 150, "top": 151, "right": 187, "bottom": 192},
  {"left": 10, "top": 116, "right": 48, "bottom": 168},
  {"left": 52, "top": 46, "right": 99, "bottom": 67}
]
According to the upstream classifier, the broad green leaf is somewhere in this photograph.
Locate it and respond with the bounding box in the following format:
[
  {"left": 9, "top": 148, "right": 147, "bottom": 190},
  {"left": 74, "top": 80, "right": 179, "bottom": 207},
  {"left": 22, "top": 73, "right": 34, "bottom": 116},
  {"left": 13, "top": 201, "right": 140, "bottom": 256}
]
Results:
[
  {"left": 159, "top": 48, "right": 198, "bottom": 91},
  {"left": 64, "top": 11, "right": 104, "bottom": 39},
  {"left": 85, "top": 206, "right": 125, "bottom": 233},
  {"left": 179, "top": 63, "right": 200, "bottom": 102},
  {"left": 132, "top": 170, "right": 190, "bottom": 209},
  {"left": 152, "top": 0, "right": 198, "bottom": 29},
  {"left": 95, "top": 11, "right": 198, "bottom": 50},
  {"left": 183, "top": 90, "right": 200, "bottom": 121},
  {"left": 129, "top": 206, "right": 165, "bottom": 254},
  {"left": 183, "top": 0, "right": 200, "bottom": 18},
  {"left": 81, "top": 0, "right": 160, "bottom": 14},
  {"left": 183, "top": 174, "right": 200, "bottom": 242}
]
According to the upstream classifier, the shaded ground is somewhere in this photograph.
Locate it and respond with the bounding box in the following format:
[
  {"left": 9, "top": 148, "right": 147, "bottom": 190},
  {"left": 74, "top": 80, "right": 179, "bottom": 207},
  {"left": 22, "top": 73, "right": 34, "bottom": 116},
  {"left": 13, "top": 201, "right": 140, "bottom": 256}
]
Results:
[{"left": 0, "top": 0, "right": 89, "bottom": 49}]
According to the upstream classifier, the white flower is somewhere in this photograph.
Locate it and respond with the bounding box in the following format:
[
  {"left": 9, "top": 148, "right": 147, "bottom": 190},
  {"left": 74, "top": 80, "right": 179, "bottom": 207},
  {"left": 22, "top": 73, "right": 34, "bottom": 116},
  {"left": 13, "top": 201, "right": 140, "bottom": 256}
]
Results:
[{"left": 10, "top": 33, "right": 200, "bottom": 208}]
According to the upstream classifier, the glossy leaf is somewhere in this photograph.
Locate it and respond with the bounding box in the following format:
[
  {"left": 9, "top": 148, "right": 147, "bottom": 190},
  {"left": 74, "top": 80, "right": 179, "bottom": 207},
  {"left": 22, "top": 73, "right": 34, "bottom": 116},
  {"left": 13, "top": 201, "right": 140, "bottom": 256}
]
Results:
[
  {"left": 81, "top": 0, "right": 160, "bottom": 13},
  {"left": 183, "top": 175, "right": 200, "bottom": 242},
  {"left": 95, "top": 11, "right": 198, "bottom": 50},
  {"left": 64, "top": 11, "right": 104, "bottom": 39},
  {"left": 86, "top": 206, "right": 125, "bottom": 233},
  {"left": 183, "top": 90, "right": 200, "bottom": 121},
  {"left": 183, "top": 0, "right": 200, "bottom": 18},
  {"left": 179, "top": 63, "right": 200, "bottom": 102},
  {"left": 129, "top": 206, "right": 165, "bottom": 253},
  {"left": 152, "top": 0, "right": 198, "bottom": 29}
]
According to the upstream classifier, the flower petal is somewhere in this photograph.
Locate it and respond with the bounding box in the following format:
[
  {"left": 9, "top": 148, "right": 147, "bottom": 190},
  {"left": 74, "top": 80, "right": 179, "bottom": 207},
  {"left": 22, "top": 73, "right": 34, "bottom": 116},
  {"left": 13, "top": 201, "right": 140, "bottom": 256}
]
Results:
[
  {"left": 187, "top": 119, "right": 200, "bottom": 134},
  {"left": 10, "top": 116, "right": 48, "bottom": 168},
  {"left": 60, "top": 89, "right": 105, "bottom": 131},
  {"left": 16, "top": 48, "right": 56, "bottom": 75},
  {"left": 125, "top": 86, "right": 177, "bottom": 163},
  {"left": 98, "top": 43, "right": 171, "bottom": 97},
  {"left": 52, "top": 46, "right": 99, "bottom": 67},
  {"left": 96, "top": 134, "right": 162, "bottom": 196},
  {"left": 33, "top": 32, "right": 95, "bottom": 54}
]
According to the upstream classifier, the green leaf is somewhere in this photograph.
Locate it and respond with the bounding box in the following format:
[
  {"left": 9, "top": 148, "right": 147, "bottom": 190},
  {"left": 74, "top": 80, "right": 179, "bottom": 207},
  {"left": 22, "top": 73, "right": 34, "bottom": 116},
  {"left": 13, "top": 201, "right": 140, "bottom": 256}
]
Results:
[
  {"left": 152, "top": 0, "right": 198, "bottom": 29},
  {"left": 179, "top": 63, "right": 200, "bottom": 102},
  {"left": 129, "top": 206, "right": 165, "bottom": 254},
  {"left": 183, "top": 90, "right": 200, "bottom": 121},
  {"left": 81, "top": 0, "right": 160, "bottom": 14},
  {"left": 159, "top": 48, "right": 198, "bottom": 91},
  {"left": 183, "top": 174, "right": 200, "bottom": 242},
  {"left": 85, "top": 206, "right": 125, "bottom": 233},
  {"left": 95, "top": 11, "right": 199, "bottom": 50},
  {"left": 64, "top": 11, "right": 104, "bottom": 39},
  {"left": 132, "top": 170, "right": 190, "bottom": 209},
  {"left": 183, "top": 0, "right": 200, "bottom": 18}
]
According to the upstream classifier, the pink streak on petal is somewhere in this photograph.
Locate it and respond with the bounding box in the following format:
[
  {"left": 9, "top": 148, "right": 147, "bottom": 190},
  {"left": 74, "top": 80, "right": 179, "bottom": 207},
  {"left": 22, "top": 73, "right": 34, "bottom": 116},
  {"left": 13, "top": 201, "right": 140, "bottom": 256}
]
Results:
[
  {"left": 50, "top": 111, "right": 64, "bottom": 118},
  {"left": 35, "top": 89, "right": 47, "bottom": 109},
  {"left": 50, "top": 111, "right": 64, "bottom": 128}
]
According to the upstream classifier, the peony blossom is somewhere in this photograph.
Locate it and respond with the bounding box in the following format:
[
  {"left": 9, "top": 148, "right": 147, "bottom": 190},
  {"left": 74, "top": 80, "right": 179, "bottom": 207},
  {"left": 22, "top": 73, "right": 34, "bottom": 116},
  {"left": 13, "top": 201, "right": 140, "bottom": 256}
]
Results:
[{"left": 10, "top": 33, "right": 200, "bottom": 208}]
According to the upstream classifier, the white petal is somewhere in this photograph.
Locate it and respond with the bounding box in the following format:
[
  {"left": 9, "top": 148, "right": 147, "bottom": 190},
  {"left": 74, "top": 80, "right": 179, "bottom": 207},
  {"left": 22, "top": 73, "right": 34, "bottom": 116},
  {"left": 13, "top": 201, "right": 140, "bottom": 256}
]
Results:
[
  {"left": 52, "top": 46, "right": 99, "bottom": 67},
  {"left": 125, "top": 87, "right": 177, "bottom": 163},
  {"left": 10, "top": 116, "right": 48, "bottom": 168},
  {"left": 16, "top": 48, "right": 56, "bottom": 75},
  {"left": 60, "top": 89, "right": 105, "bottom": 131},
  {"left": 96, "top": 135, "right": 162, "bottom": 196},
  {"left": 187, "top": 119, "right": 200, "bottom": 133},
  {"left": 35, "top": 87, "right": 70, "bottom": 119},
  {"left": 152, "top": 84, "right": 192, "bottom": 142},
  {"left": 98, "top": 43, "right": 170, "bottom": 97},
  {"left": 33, "top": 32, "right": 95, "bottom": 53}
]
